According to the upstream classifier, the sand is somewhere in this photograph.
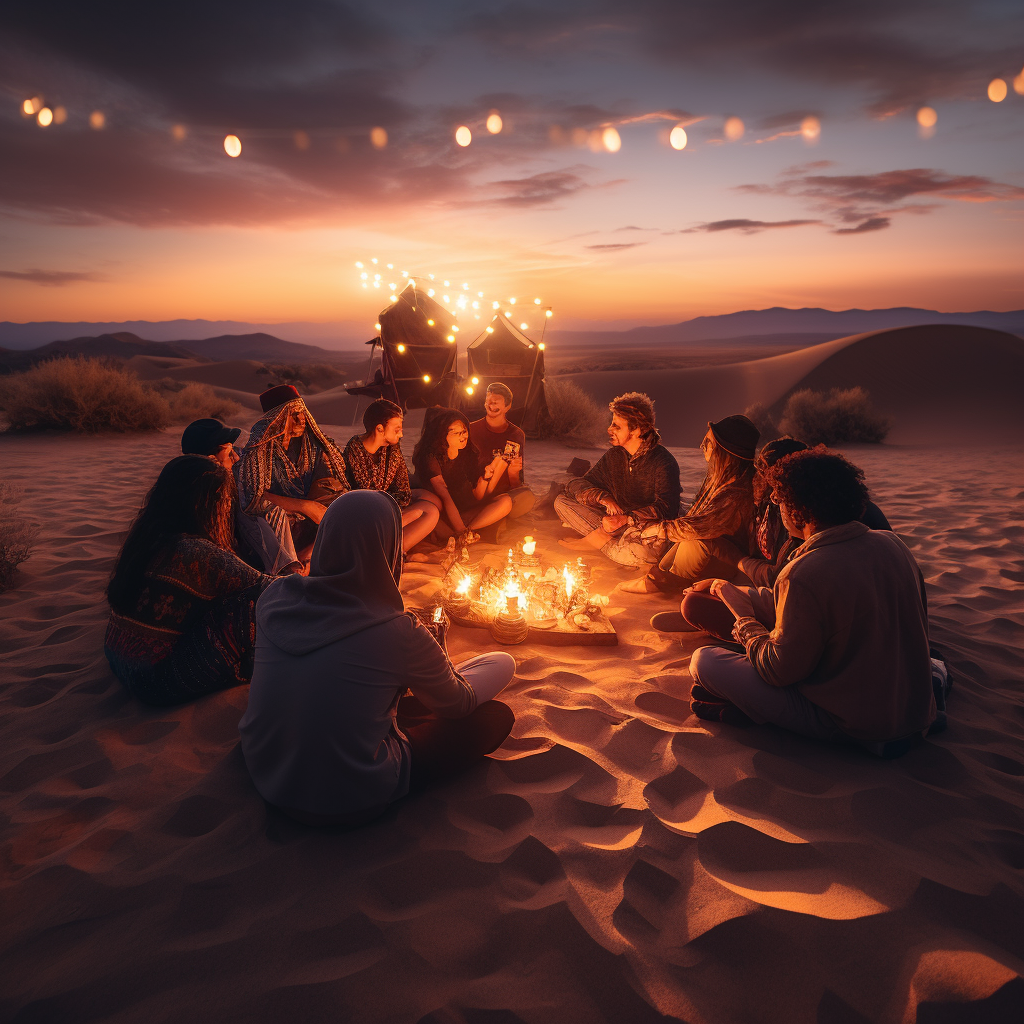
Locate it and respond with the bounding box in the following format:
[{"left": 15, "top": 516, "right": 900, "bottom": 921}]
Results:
[{"left": 2, "top": 418, "right": 1023, "bottom": 1023}]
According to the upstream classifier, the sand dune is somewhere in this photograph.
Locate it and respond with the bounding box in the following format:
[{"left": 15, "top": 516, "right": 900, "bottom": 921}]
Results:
[
  {"left": 563, "top": 325, "right": 1024, "bottom": 446},
  {"left": 2, "top": 427, "right": 1023, "bottom": 1022}
]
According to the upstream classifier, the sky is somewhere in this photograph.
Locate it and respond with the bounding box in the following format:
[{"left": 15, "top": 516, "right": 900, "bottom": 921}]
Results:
[{"left": 1, "top": 0, "right": 1023, "bottom": 334}]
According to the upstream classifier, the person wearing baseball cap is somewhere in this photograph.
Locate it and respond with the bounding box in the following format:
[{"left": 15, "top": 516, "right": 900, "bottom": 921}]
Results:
[
  {"left": 181, "top": 418, "right": 242, "bottom": 470},
  {"left": 618, "top": 414, "right": 760, "bottom": 594}
]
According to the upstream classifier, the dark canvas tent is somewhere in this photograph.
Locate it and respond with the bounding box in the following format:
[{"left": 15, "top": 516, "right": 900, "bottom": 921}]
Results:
[
  {"left": 461, "top": 314, "right": 551, "bottom": 436},
  {"left": 345, "top": 281, "right": 461, "bottom": 410}
]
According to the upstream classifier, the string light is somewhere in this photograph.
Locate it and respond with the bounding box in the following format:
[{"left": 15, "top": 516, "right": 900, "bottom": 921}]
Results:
[
  {"left": 465, "top": 386, "right": 474, "bottom": 394},
  {"left": 539, "top": 343, "right": 546, "bottom": 349},
  {"left": 89, "top": 111, "right": 106, "bottom": 130},
  {"left": 427, "top": 319, "right": 435, "bottom": 325},
  {"left": 545, "top": 309, "right": 553, "bottom": 318},
  {"left": 917, "top": 106, "right": 937, "bottom": 128},
  {"left": 669, "top": 125, "right": 688, "bottom": 150},
  {"left": 370, "top": 126, "right": 388, "bottom": 148},
  {"left": 224, "top": 134, "right": 242, "bottom": 157},
  {"left": 397, "top": 344, "right": 406, "bottom": 352},
  {"left": 374, "top": 322, "right": 381, "bottom": 330},
  {"left": 36, "top": 107, "right": 53, "bottom": 127},
  {"left": 22, "top": 97, "right": 42, "bottom": 115},
  {"left": 53, "top": 106, "right": 67, "bottom": 125},
  {"left": 486, "top": 111, "right": 503, "bottom": 134},
  {"left": 471, "top": 377, "right": 479, "bottom": 385},
  {"left": 486, "top": 326, "right": 494, "bottom": 333},
  {"left": 422, "top": 374, "right": 431, "bottom": 382},
  {"left": 800, "top": 116, "right": 820, "bottom": 141},
  {"left": 520, "top": 322, "right": 528, "bottom": 329},
  {"left": 455, "top": 125, "right": 472, "bottom": 146},
  {"left": 602, "top": 127, "right": 621, "bottom": 152},
  {"left": 988, "top": 78, "right": 1008, "bottom": 102}
]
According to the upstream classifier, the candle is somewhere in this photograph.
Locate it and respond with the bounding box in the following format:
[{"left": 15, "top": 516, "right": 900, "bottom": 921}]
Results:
[
  {"left": 433, "top": 606, "right": 443, "bottom": 623},
  {"left": 522, "top": 536, "right": 536, "bottom": 556},
  {"left": 506, "top": 594, "right": 518, "bottom": 615}
]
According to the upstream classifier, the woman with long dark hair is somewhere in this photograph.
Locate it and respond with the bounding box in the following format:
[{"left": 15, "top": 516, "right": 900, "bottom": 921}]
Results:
[
  {"left": 105, "top": 455, "right": 273, "bottom": 706},
  {"left": 619, "top": 415, "right": 759, "bottom": 594},
  {"left": 412, "top": 407, "right": 512, "bottom": 540}
]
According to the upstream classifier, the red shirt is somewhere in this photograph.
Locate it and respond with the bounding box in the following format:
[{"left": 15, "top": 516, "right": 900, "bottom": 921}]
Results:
[{"left": 469, "top": 417, "right": 525, "bottom": 495}]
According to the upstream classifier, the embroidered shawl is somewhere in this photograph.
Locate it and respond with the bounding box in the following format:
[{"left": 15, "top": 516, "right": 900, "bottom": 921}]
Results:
[{"left": 343, "top": 435, "right": 412, "bottom": 508}]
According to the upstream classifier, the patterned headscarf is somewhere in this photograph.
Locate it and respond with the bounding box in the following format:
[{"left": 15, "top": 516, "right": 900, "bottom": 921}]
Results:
[{"left": 238, "top": 398, "right": 348, "bottom": 515}]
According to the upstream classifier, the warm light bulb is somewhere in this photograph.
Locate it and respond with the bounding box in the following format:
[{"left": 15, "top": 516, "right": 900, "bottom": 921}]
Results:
[
  {"left": 224, "top": 134, "right": 242, "bottom": 157},
  {"left": 486, "top": 326, "right": 494, "bottom": 333},
  {"left": 533, "top": 298, "right": 541, "bottom": 304},
  {"left": 89, "top": 110, "right": 105, "bottom": 130},
  {"left": 669, "top": 125, "right": 687, "bottom": 150},
  {"left": 374, "top": 322, "right": 382, "bottom": 330},
  {"left": 917, "top": 106, "right": 938, "bottom": 128},
  {"left": 355, "top": 261, "right": 364, "bottom": 268},
  {"left": 427, "top": 319, "right": 435, "bottom": 325},
  {"left": 371, "top": 257, "right": 378, "bottom": 263},
  {"left": 988, "top": 78, "right": 1008, "bottom": 102},
  {"left": 465, "top": 386, "right": 474, "bottom": 395},
  {"left": 370, "top": 126, "right": 388, "bottom": 148},
  {"left": 387, "top": 263, "right": 394, "bottom": 269},
  {"left": 724, "top": 116, "right": 745, "bottom": 141},
  {"left": 422, "top": 374, "right": 431, "bottom": 382},
  {"left": 504, "top": 311, "right": 512, "bottom": 318},
  {"left": 545, "top": 310, "right": 553, "bottom": 318},
  {"left": 455, "top": 125, "right": 472, "bottom": 146},
  {"left": 427, "top": 288, "right": 435, "bottom": 297},
  {"left": 36, "top": 107, "right": 53, "bottom": 127},
  {"left": 520, "top": 323, "right": 528, "bottom": 330},
  {"left": 539, "top": 342, "right": 546, "bottom": 349},
  {"left": 492, "top": 301, "right": 500, "bottom": 309},
  {"left": 451, "top": 325, "right": 459, "bottom": 332},
  {"left": 471, "top": 376, "right": 479, "bottom": 385},
  {"left": 509, "top": 297, "right": 516, "bottom": 304},
  {"left": 486, "top": 111, "right": 503, "bottom": 134},
  {"left": 602, "top": 126, "right": 621, "bottom": 152},
  {"left": 389, "top": 294, "right": 398, "bottom": 302},
  {"left": 23, "top": 97, "right": 41, "bottom": 116},
  {"left": 447, "top": 335, "right": 455, "bottom": 342},
  {"left": 800, "top": 116, "right": 821, "bottom": 141},
  {"left": 397, "top": 344, "right": 406, "bottom": 352}
]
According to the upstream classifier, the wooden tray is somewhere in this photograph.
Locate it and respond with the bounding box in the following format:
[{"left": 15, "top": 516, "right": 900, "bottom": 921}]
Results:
[{"left": 446, "top": 602, "right": 617, "bottom": 647}]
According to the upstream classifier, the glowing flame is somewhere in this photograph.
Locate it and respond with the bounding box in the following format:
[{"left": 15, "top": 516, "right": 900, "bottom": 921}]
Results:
[
  {"left": 988, "top": 78, "right": 1008, "bottom": 103},
  {"left": 224, "top": 134, "right": 242, "bottom": 157},
  {"left": 522, "top": 536, "right": 536, "bottom": 556},
  {"left": 486, "top": 111, "right": 503, "bottom": 134},
  {"left": 456, "top": 575, "right": 472, "bottom": 596},
  {"left": 563, "top": 565, "right": 576, "bottom": 601},
  {"left": 724, "top": 116, "right": 745, "bottom": 141},
  {"left": 669, "top": 125, "right": 688, "bottom": 150},
  {"left": 455, "top": 125, "right": 472, "bottom": 147},
  {"left": 433, "top": 606, "right": 443, "bottom": 623}
]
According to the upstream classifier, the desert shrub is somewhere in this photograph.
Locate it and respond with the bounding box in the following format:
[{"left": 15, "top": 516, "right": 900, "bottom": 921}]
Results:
[
  {"left": 151, "top": 379, "right": 242, "bottom": 422},
  {"left": 744, "top": 402, "right": 779, "bottom": 443},
  {"left": 543, "top": 379, "right": 608, "bottom": 446},
  {"left": 258, "top": 362, "right": 348, "bottom": 393},
  {"left": 779, "top": 387, "right": 889, "bottom": 445},
  {"left": 0, "top": 483, "right": 39, "bottom": 590},
  {"left": 0, "top": 356, "right": 167, "bottom": 432}
]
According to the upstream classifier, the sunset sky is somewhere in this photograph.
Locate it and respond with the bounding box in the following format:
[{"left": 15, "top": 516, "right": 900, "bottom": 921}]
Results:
[{"left": 2, "top": 1, "right": 1023, "bottom": 334}]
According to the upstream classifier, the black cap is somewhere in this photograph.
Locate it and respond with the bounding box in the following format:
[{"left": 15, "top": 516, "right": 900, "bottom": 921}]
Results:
[
  {"left": 708, "top": 415, "right": 760, "bottom": 460},
  {"left": 181, "top": 418, "right": 241, "bottom": 456}
]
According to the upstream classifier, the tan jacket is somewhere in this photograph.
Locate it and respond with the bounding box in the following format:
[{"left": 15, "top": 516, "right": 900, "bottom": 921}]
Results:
[{"left": 740, "top": 522, "right": 935, "bottom": 742}]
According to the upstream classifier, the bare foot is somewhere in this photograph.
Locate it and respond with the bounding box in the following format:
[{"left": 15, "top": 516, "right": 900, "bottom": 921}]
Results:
[{"left": 617, "top": 574, "right": 659, "bottom": 594}]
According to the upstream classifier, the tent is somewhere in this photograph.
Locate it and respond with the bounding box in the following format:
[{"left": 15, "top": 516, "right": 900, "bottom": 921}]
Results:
[
  {"left": 345, "top": 281, "right": 461, "bottom": 410},
  {"left": 461, "top": 314, "right": 551, "bottom": 436}
]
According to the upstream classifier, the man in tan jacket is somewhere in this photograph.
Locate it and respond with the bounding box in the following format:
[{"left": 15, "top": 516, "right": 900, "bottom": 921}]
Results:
[{"left": 689, "top": 447, "right": 936, "bottom": 749}]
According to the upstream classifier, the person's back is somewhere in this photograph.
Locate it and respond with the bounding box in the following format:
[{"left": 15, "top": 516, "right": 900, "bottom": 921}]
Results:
[{"left": 760, "top": 523, "right": 933, "bottom": 741}]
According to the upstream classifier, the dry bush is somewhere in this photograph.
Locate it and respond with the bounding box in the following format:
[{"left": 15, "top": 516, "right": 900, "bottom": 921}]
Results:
[
  {"left": 779, "top": 387, "right": 889, "bottom": 445},
  {"left": 744, "top": 402, "right": 779, "bottom": 443},
  {"left": 0, "top": 358, "right": 241, "bottom": 433},
  {"left": 153, "top": 380, "right": 242, "bottom": 422},
  {"left": 543, "top": 379, "right": 608, "bottom": 446},
  {"left": 0, "top": 483, "right": 39, "bottom": 590},
  {"left": 0, "top": 356, "right": 167, "bottom": 432},
  {"left": 258, "top": 362, "right": 348, "bottom": 393}
]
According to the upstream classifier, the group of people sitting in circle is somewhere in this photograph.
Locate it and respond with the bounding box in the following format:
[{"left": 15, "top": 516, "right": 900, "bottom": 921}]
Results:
[{"left": 103, "top": 379, "right": 944, "bottom": 827}]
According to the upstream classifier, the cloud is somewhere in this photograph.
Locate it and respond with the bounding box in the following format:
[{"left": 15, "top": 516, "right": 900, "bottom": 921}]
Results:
[
  {"left": 833, "top": 217, "right": 890, "bottom": 234},
  {"left": 682, "top": 218, "right": 822, "bottom": 234},
  {"left": 585, "top": 241, "right": 646, "bottom": 249},
  {"left": 736, "top": 166, "right": 1024, "bottom": 232},
  {"left": 0, "top": 268, "right": 106, "bottom": 286},
  {"left": 487, "top": 169, "right": 618, "bottom": 207}
]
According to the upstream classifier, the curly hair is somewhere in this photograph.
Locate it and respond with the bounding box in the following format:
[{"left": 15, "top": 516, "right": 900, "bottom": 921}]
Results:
[
  {"left": 609, "top": 391, "right": 655, "bottom": 434},
  {"left": 107, "top": 455, "right": 235, "bottom": 613},
  {"left": 411, "top": 406, "right": 479, "bottom": 482},
  {"left": 764, "top": 446, "right": 869, "bottom": 529}
]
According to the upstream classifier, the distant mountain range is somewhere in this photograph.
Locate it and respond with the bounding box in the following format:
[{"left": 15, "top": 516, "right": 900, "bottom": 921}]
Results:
[
  {"left": 0, "top": 332, "right": 354, "bottom": 373},
  {"left": 548, "top": 307, "right": 1024, "bottom": 347},
  {"left": 2, "top": 307, "right": 1022, "bottom": 360}
]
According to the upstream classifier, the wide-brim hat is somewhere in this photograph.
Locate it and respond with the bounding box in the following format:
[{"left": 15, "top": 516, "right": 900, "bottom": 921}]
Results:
[
  {"left": 708, "top": 415, "right": 759, "bottom": 460},
  {"left": 181, "top": 418, "right": 241, "bottom": 455},
  {"left": 260, "top": 384, "right": 303, "bottom": 412}
]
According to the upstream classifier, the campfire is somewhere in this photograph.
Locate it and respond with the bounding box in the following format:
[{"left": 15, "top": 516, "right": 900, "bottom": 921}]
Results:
[{"left": 436, "top": 537, "right": 615, "bottom": 647}]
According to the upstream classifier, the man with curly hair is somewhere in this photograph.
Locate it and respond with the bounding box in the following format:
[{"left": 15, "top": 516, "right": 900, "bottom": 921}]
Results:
[
  {"left": 554, "top": 391, "right": 680, "bottom": 566},
  {"left": 688, "top": 447, "right": 936, "bottom": 753}
]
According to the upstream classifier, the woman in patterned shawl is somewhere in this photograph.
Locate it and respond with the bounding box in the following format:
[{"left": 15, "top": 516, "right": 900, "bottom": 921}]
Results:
[
  {"left": 619, "top": 415, "right": 759, "bottom": 594},
  {"left": 342, "top": 398, "right": 440, "bottom": 555},
  {"left": 236, "top": 385, "right": 349, "bottom": 574}
]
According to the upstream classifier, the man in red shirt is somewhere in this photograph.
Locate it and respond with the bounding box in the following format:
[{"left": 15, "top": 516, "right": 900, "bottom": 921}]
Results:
[{"left": 468, "top": 382, "right": 536, "bottom": 522}]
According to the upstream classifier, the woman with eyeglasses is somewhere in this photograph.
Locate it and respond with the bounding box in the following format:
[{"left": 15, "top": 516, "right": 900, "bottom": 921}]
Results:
[
  {"left": 619, "top": 415, "right": 759, "bottom": 595},
  {"left": 411, "top": 407, "right": 513, "bottom": 542}
]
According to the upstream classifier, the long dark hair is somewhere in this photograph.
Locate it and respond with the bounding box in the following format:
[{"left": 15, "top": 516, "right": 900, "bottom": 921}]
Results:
[
  {"left": 412, "top": 407, "right": 479, "bottom": 481},
  {"left": 689, "top": 439, "right": 756, "bottom": 518},
  {"left": 107, "top": 455, "right": 235, "bottom": 613}
]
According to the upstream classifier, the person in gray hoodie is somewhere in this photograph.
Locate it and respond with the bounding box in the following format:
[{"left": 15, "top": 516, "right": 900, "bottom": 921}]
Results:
[{"left": 239, "top": 490, "right": 516, "bottom": 825}]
